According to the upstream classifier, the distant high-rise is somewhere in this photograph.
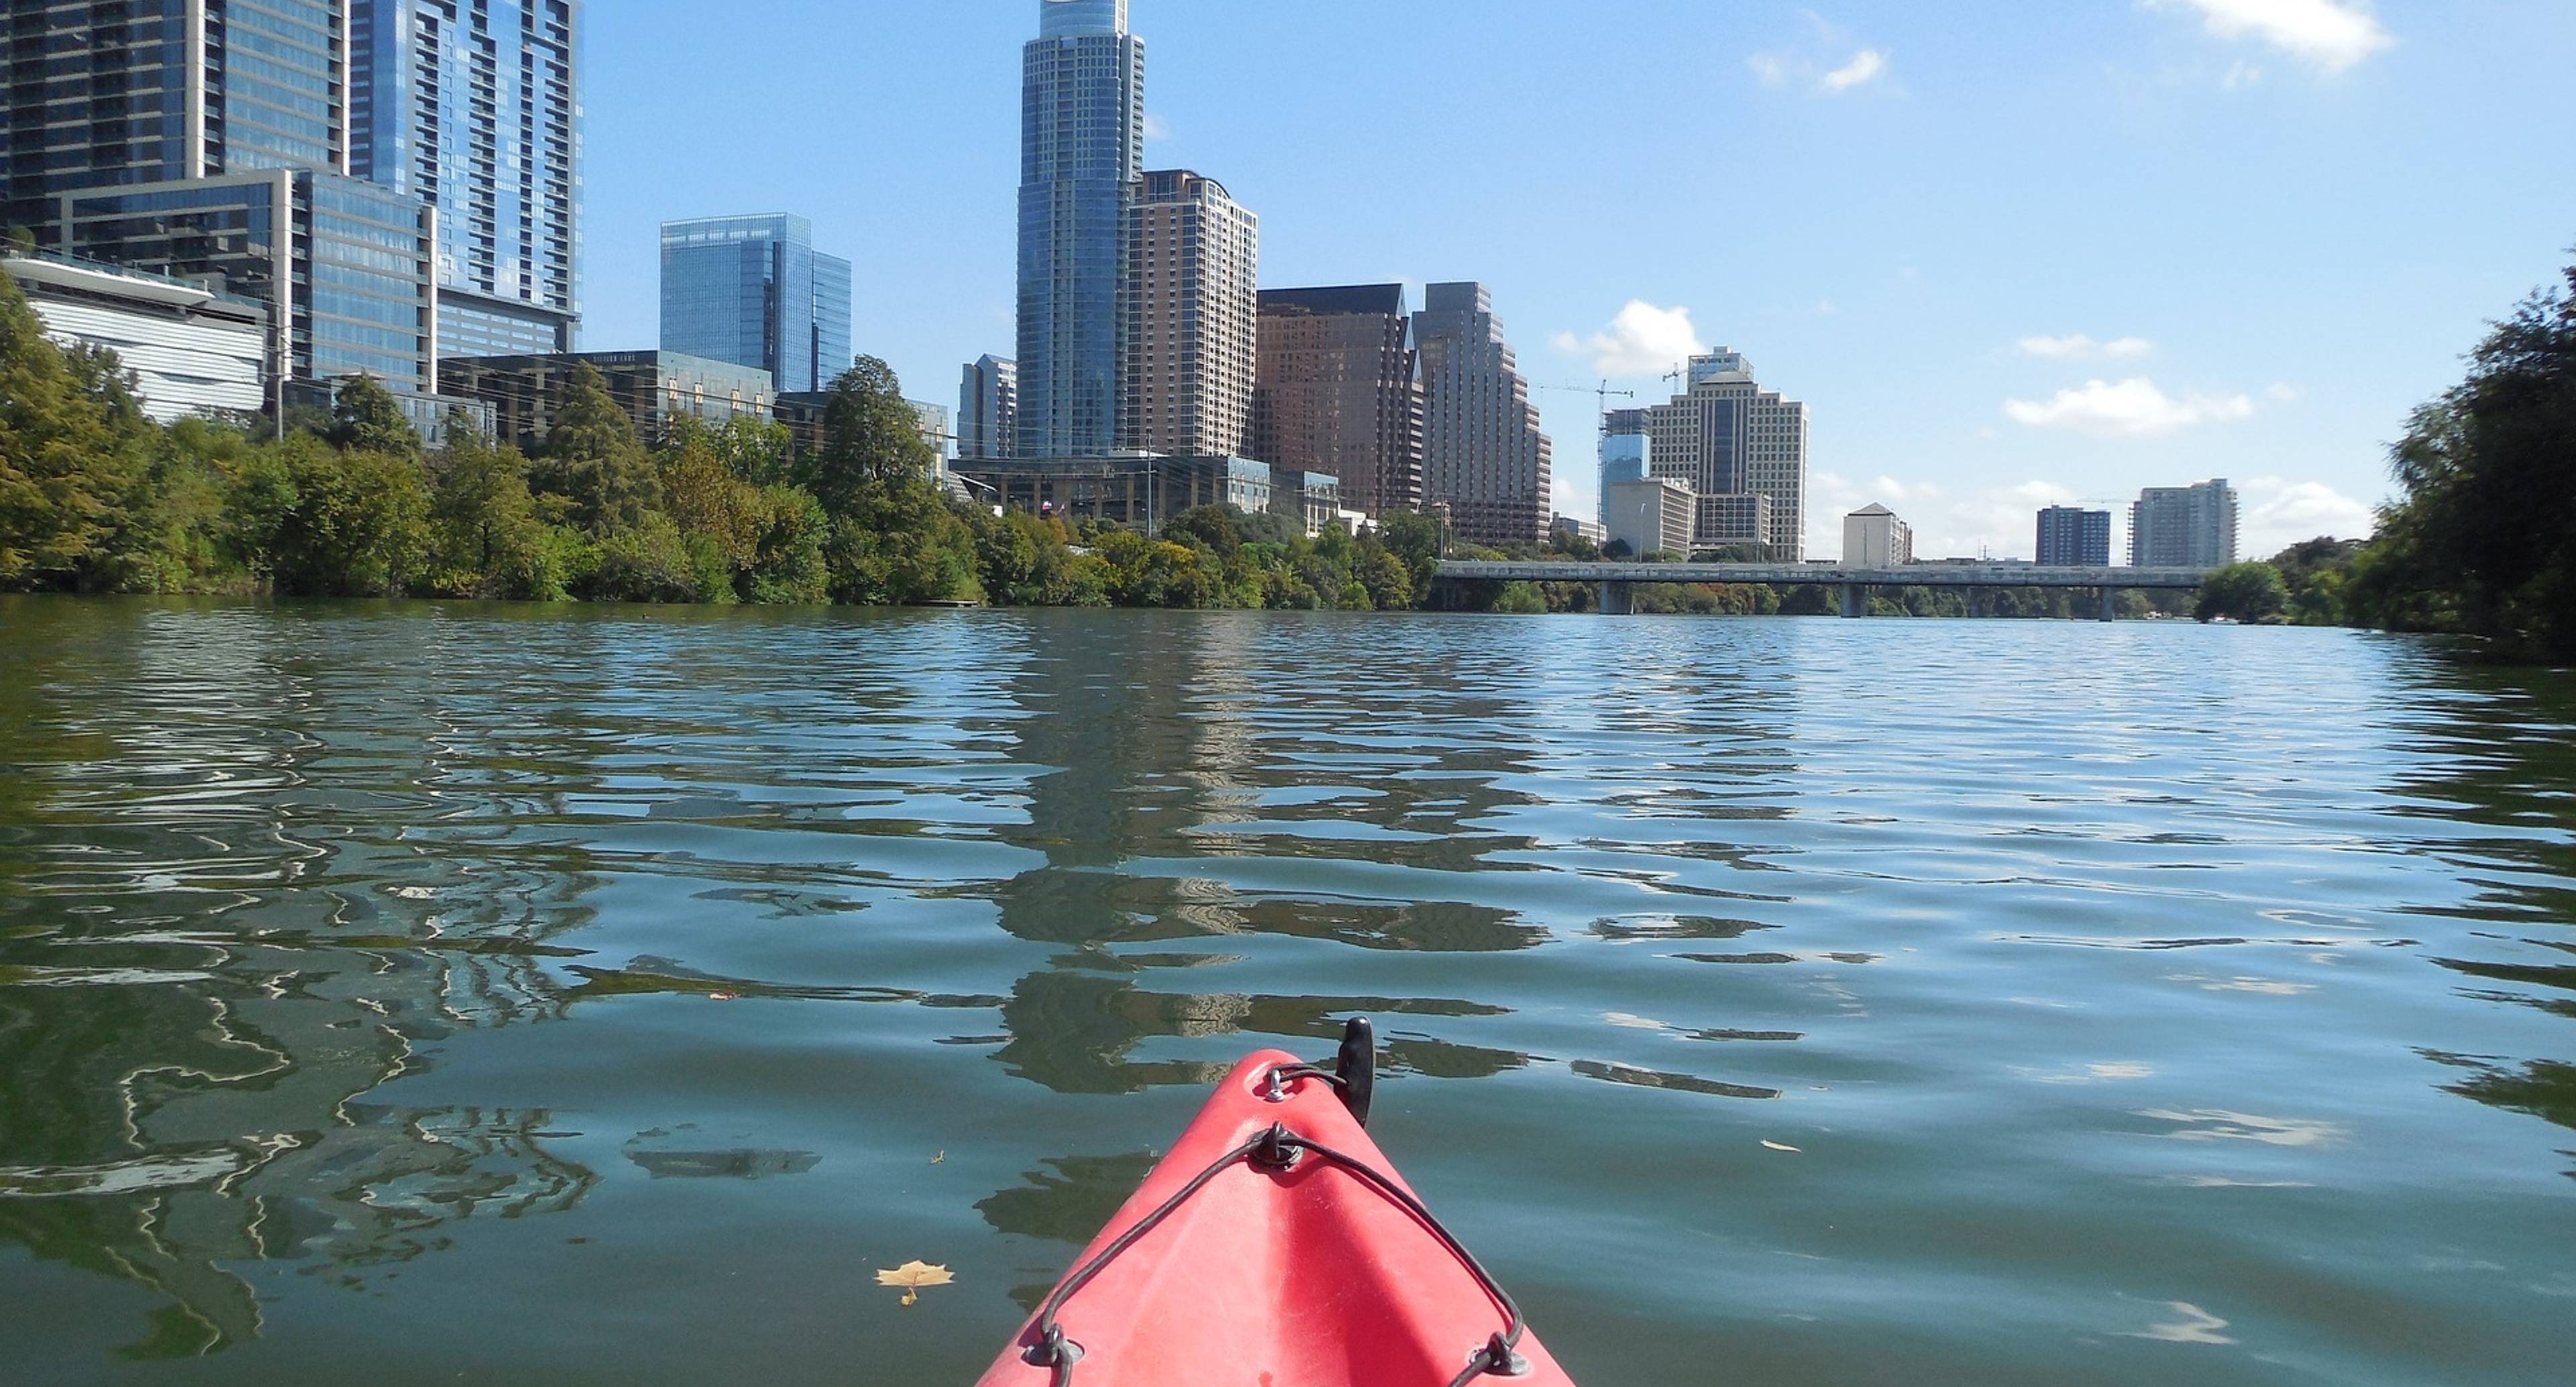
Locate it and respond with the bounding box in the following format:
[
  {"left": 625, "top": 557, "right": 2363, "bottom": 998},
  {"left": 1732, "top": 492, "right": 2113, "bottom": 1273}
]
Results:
[
  {"left": 352, "top": 0, "right": 582, "bottom": 355},
  {"left": 2038, "top": 506, "right": 2114, "bottom": 567},
  {"left": 2131, "top": 480, "right": 2239, "bottom": 569},
  {"left": 1413, "top": 283, "right": 1552, "bottom": 548},
  {"left": 4, "top": 0, "right": 352, "bottom": 241},
  {"left": 660, "top": 215, "right": 853, "bottom": 396},
  {"left": 1640, "top": 351, "right": 1809, "bottom": 560},
  {"left": 1844, "top": 504, "right": 1914, "bottom": 567},
  {"left": 1016, "top": 0, "right": 1143, "bottom": 457},
  {"left": 1253, "top": 285, "right": 1424, "bottom": 517},
  {"left": 1122, "top": 170, "right": 1257, "bottom": 457},
  {"left": 959, "top": 356, "right": 1020, "bottom": 459}
]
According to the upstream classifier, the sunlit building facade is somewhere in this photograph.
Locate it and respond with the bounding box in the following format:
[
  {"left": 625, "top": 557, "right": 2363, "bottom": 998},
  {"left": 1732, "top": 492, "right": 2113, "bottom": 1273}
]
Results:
[
  {"left": 659, "top": 214, "right": 852, "bottom": 396},
  {"left": 1016, "top": 0, "right": 1143, "bottom": 457},
  {"left": 1120, "top": 169, "right": 1257, "bottom": 457},
  {"left": 1252, "top": 284, "right": 1425, "bottom": 518},
  {"left": 1640, "top": 350, "right": 1809, "bottom": 560},
  {"left": 959, "top": 355, "right": 1019, "bottom": 459},
  {"left": 1413, "top": 282, "right": 1552, "bottom": 549},
  {"left": 351, "top": 0, "right": 582, "bottom": 355}
]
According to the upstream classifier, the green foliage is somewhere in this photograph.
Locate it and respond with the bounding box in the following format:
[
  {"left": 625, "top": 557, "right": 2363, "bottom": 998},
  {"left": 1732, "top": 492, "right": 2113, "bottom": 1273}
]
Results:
[
  {"left": 256, "top": 437, "right": 431, "bottom": 598},
  {"left": 826, "top": 476, "right": 981, "bottom": 606},
  {"left": 2348, "top": 260, "right": 2576, "bottom": 658},
  {"left": 808, "top": 357, "right": 938, "bottom": 512},
  {"left": 426, "top": 421, "right": 560, "bottom": 600},
  {"left": 1633, "top": 582, "right": 1782, "bottom": 616},
  {"left": 2269, "top": 538, "right": 2364, "bottom": 626},
  {"left": 584, "top": 514, "right": 700, "bottom": 603},
  {"left": 535, "top": 362, "right": 661, "bottom": 535},
  {"left": 327, "top": 376, "right": 421, "bottom": 459},
  {"left": 0, "top": 272, "right": 144, "bottom": 590},
  {"left": 2196, "top": 563, "right": 2291, "bottom": 624}
]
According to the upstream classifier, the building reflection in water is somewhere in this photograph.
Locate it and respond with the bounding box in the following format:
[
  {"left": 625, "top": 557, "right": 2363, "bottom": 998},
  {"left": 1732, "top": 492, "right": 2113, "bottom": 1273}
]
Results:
[{"left": 971, "top": 612, "right": 1562, "bottom": 1097}]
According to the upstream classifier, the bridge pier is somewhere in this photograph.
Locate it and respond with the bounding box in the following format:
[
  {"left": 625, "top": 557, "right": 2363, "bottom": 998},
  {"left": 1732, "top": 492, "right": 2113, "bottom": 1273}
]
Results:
[
  {"left": 2100, "top": 587, "right": 2117, "bottom": 623},
  {"left": 1599, "top": 580, "right": 1635, "bottom": 616},
  {"left": 1840, "top": 583, "right": 1866, "bottom": 619}
]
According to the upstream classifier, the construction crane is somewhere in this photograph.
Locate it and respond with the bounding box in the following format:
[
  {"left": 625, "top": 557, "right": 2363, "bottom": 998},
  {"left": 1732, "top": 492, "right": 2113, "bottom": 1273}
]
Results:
[{"left": 1535, "top": 380, "right": 1637, "bottom": 433}]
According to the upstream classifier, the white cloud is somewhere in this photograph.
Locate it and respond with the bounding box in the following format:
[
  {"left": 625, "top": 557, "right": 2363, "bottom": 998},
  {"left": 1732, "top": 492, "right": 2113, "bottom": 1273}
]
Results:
[
  {"left": 1142, "top": 113, "right": 1172, "bottom": 142},
  {"left": 1554, "top": 301, "right": 1711, "bottom": 379},
  {"left": 2004, "top": 378, "right": 2258, "bottom": 437},
  {"left": 1821, "top": 49, "right": 1889, "bottom": 93},
  {"left": 2223, "top": 59, "right": 2265, "bottom": 90},
  {"left": 2239, "top": 476, "right": 2378, "bottom": 553},
  {"left": 2147, "top": 0, "right": 2395, "bottom": 74},
  {"left": 1748, "top": 53, "right": 1792, "bottom": 87},
  {"left": 2019, "top": 334, "right": 2155, "bottom": 360}
]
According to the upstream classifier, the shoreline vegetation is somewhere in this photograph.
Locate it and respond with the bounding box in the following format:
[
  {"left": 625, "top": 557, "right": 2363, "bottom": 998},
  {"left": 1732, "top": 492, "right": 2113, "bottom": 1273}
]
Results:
[{"left": 3, "top": 256, "right": 2570, "bottom": 661}]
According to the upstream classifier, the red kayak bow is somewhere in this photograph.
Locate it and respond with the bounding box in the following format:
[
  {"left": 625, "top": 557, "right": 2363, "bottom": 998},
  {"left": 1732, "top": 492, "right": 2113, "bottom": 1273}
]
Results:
[{"left": 978, "top": 1021, "right": 1577, "bottom": 1387}]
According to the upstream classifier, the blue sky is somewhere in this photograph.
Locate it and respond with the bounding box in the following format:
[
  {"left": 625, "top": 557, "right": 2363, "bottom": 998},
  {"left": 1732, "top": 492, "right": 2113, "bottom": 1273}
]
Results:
[{"left": 583, "top": 0, "right": 2576, "bottom": 559}]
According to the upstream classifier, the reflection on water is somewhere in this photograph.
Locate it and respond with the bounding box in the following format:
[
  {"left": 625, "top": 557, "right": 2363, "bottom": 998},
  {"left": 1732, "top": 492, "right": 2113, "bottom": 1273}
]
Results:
[{"left": 0, "top": 600, "right": 2571, "bottom": 1384}]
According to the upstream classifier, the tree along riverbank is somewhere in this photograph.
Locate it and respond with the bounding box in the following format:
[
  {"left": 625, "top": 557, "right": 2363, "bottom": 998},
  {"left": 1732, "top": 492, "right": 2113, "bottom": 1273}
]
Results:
[{"left": 5, "top": 253, "right": 2569, "bottom": 653}]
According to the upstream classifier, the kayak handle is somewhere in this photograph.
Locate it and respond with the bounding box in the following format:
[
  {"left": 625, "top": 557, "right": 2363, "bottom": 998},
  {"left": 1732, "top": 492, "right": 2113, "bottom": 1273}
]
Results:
[
  {"left": 1263, "top": 1017, "right": 1378, "bottom": 1128},
  {"left": 1336, "top": 1016, "right": 1377, "bottom": 1128}
]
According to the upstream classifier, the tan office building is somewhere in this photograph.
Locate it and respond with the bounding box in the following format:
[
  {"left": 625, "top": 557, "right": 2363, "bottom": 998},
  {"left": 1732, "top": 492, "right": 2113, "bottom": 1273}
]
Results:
[{"left": 1120, "top": 170, "right": 1260, "bottom": 457}]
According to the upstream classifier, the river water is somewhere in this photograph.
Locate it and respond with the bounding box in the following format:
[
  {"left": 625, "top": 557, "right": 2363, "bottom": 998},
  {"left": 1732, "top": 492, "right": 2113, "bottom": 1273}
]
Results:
[{"left": 0, "top": 599, "right": 2569, "bottom": 1386}]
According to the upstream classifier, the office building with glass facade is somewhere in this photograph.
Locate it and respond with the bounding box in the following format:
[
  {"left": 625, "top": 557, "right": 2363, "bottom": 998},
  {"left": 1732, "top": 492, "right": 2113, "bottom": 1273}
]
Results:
[
  {"left": 5, "top": 0, "right": 352, "bottom": 240},
  {"left": 1016, "top": 0, "right": 1143, "bottom": 457},
  {"left": 2037, "top": 506, "right": 2114, "bottom": 567},
  {"left": 351, "top": 0, "right": 581, "bottom": 355},
  {"left": 56, "top": 168, "right": 437, "bottom": 394},
  {"left": 1121, "top": 170, "right": 1257, "bottom": 457},
  {"left": 1413, "top": 282, "right": 1553, "bottom": 549},
  {"left": 1640, "top": 351, "right": 1809, "bottom": 560},
  {"left": 1252, "top": 284, "right": 1424, "bottom": 518},
  {"left": 439, "top": 350, "right": 774, "bottom": 453},
  {"left": 958, "top": 355, "right": 1018, "bottom": 460},
  {"left": 659, "top": 214, "right": 851, "bottom": 396}
]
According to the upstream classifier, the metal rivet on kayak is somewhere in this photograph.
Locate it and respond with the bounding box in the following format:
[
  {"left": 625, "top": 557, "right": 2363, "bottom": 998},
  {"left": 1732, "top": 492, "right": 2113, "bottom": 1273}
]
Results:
[{"left": 1248, "top": 1123, "right": 1307, "bottom": 1173}]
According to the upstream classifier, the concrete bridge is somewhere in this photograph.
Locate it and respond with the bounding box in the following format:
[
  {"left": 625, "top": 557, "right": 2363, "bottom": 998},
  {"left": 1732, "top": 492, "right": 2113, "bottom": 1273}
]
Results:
[{"left": 1432, "top": 561, "right": 2214, "bottom": 619}]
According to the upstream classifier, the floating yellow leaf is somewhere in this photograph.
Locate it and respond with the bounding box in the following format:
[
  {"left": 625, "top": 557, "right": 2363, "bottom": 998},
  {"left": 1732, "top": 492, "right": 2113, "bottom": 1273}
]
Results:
[
  {"left": 877, "top": 1261, "right": 956, "bottom": 1307},
  {"left": 930, "top": 1151, "right": 946, "bottom": 1166},
  {"left": 1762, "top": 1140, "right": 1803, "bottom": 1154}
]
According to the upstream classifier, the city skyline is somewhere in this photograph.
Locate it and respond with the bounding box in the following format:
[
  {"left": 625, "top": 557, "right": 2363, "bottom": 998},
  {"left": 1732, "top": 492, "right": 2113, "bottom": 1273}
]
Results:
[{"left": 572, "top": 0, "right": 2576, "bottom": 560}]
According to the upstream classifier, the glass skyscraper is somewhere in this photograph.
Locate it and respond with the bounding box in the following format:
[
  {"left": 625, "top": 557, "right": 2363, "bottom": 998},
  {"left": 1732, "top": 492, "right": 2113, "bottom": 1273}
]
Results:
[
  {"left": 350, "top": 0, "right": 582, "bottom": 355},
  {"left": 5, "top": 0, "right": 351, "bottom": 239},
  {"left": 1016, "top": 0, "right": 1143, "bottom": 457},
  {"left": 659, "top": 215, "right": 853, "bottom": 397},
  {"left": 58, "top": 168, "right": 438, "bottom": 394}
]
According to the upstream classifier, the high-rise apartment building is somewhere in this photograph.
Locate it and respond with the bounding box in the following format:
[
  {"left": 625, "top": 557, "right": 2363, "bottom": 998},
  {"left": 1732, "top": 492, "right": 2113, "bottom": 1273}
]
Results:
[
  {"left": 1016, "top": 0, "right": 1142, "bottom": 457},
  {"left": 351, "top": 0, "right": 582, "bottom": 356},
  {"left": 1413, "top": 282, "right": 1552, "bottom": 548},
  {"left": 659, "top": 214, "right": 852, "bottom": 396},
  {"left": 959, "top": 355, "right": 1019, "bottom": 459},
  {"left": 1640, "top": 350, "right": 1809, "bottom": 560},
  {"left": 1252, "top": 284, "right": 1425, "bottom": 518},
  {"left": 1120, "top": 169, "right": 1256, "bottom": 457},
  {"left": 2130, "top": 480, "right": 2239, "bottom": 569},
  {"left": 5, "top": 0, "right": 352, "bottom": 241},
  {"left": 1844, "top": 504, "right": 1914, "bottom": 567},
  {"left": 2038, "top": 506, "right": 2114, "bottom": 567}
]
